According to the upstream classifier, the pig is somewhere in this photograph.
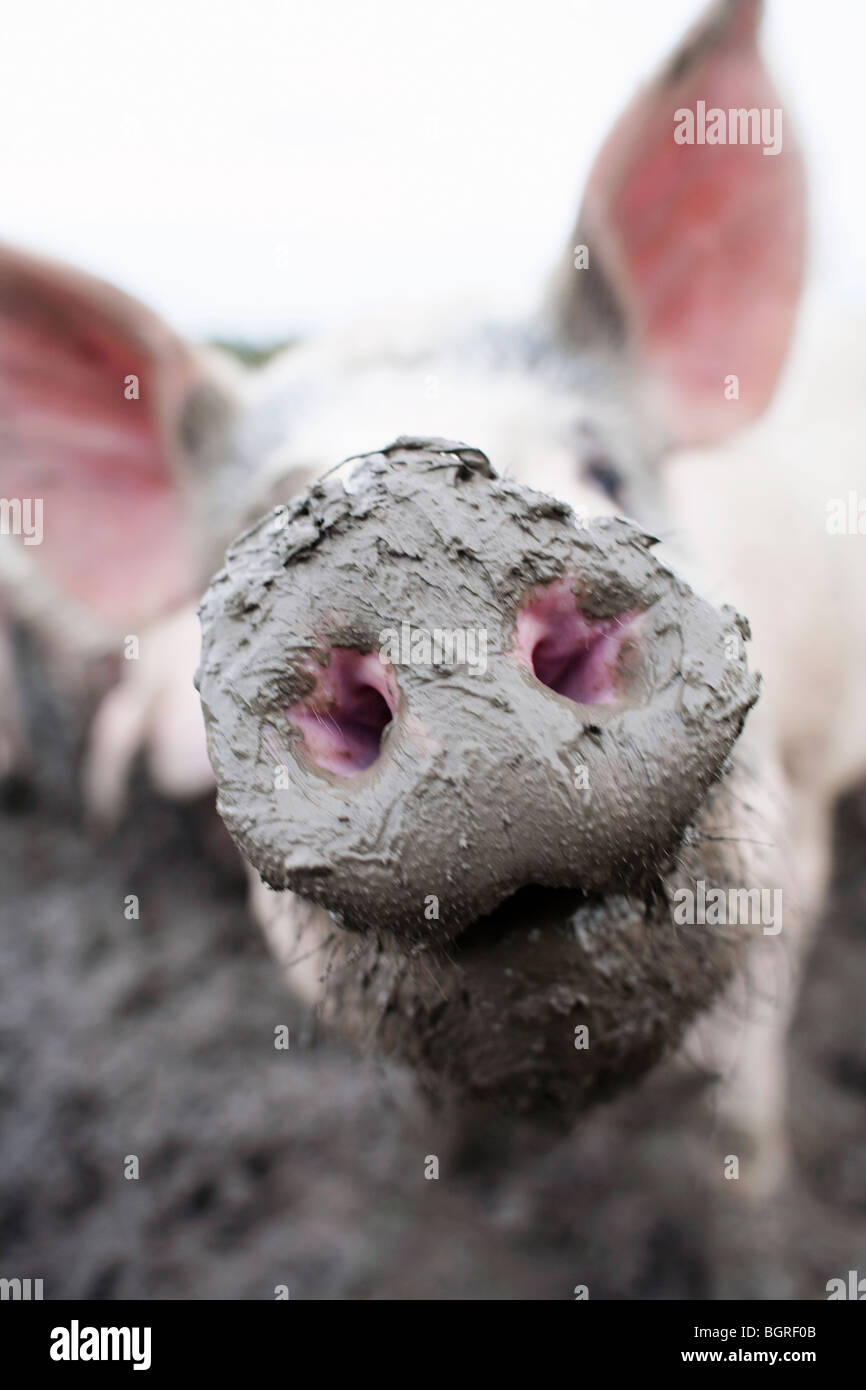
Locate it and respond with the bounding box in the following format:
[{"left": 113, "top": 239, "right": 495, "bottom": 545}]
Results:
[{"left": 1, "top": 0, "right": 865, "bottom": 1191}]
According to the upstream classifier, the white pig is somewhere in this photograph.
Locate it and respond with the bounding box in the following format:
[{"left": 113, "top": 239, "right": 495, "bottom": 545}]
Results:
[{"left": 1, "top": 0, "right": 863, "bottom": 1193}]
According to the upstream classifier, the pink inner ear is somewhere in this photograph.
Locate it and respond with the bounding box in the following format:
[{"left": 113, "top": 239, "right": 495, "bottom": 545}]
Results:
[
  {"left": 0, "top": 257, "right": 196, "bottom": 625},
  {"left": 286, "top": 648, "right": 399, "bottom": 776},
  {"left": 513, "top": 578, "right": 639, "bottom": 704},
  {"left": 582, "top": 1, "right": 805, "bottom": 444}
]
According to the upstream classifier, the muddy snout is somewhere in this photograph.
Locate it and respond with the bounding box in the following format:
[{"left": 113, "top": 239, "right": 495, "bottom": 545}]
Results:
[{"left": 197, "top": 437, "right": 759, "bottom": 945}]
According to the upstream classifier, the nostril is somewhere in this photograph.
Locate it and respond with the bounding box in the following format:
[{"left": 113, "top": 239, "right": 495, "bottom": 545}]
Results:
[
  {"left": 514, "top": 578, "right": 639, "bottom": 705},
  {"left": 286, "top": 648, "right": 398, "bottom": 776}
]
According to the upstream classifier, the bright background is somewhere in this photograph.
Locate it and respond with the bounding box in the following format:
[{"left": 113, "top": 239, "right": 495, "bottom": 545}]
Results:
[{"left": 0, "top": 0, "right": 861, "bottom": 341}]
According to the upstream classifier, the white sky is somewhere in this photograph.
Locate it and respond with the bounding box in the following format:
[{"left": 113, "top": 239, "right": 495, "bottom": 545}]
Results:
[{"left": 0, "top": 0, "right": 862, "bottom": 340}]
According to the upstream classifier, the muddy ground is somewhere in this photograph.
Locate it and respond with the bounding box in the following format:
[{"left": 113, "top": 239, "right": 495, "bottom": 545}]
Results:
[{"left": 0, "top": 648, "right": 864, "bottom": 1300}]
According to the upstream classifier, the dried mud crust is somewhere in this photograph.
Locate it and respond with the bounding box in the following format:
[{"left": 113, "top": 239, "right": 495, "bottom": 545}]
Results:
[{"left": 197, "top": 438, "right": 758, "bottom": 939}]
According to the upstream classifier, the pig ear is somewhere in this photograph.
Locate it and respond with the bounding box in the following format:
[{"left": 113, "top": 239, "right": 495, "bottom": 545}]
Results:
[
  {"left": 548, "top": 0, "right": 806, "bottom": 446},
  {"left": 0, "top": 243, "right": 206, "bottom": 627}
]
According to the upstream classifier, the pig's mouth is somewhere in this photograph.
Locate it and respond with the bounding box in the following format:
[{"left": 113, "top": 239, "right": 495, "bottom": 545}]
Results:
[
  {"left": 318, "top": 765, "right": 753, "bottom": 1122},
  {"left": 450, "top": 881, "right": 593, "bottom": 950}
]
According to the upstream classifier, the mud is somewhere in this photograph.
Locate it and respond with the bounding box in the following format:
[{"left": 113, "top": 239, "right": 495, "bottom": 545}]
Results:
[
  {"left": 1, "top": 734, "right": 863, "bottom": 1299},
  {"left": 197, "top": 438, "right": 759, "bottom": 944}
]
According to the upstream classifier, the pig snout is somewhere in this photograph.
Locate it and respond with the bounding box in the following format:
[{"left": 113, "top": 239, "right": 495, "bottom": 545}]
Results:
[{"left": 197, "top": 437, "right": 759, "bottom": 951}]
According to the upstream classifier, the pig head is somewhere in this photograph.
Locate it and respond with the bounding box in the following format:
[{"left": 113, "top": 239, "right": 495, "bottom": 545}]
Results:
[{"left": 191, "top": 0, "right": 809, "bottom": 1118}]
